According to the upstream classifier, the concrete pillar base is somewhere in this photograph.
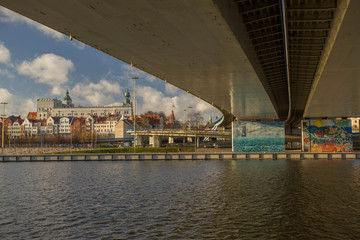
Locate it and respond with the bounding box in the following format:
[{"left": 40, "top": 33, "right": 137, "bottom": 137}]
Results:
[
  {"left": 150, "top": 136, "right": 161, "bottom": 147},
  {"left": 135, "top": 136, "right": 143, "bottom": 147},
  {"left": 232, "top": 121, "right": 285, "bottom": 152}
]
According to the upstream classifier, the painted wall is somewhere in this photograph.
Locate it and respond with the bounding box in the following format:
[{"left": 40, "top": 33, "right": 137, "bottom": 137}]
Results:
[
  {"left": 232, "top": 121, "right": 285, "bottom": 152},
  {"left": 302, "top": 119, "right": 352, "bottom": 152}
]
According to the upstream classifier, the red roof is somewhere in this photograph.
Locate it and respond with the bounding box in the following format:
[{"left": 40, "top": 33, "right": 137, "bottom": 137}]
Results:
[{"left": 27, "top": 112, "right": 37, "bottom": 120}]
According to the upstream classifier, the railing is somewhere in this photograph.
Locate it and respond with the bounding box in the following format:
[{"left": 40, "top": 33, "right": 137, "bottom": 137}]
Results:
[{"left": 128, "top": 129, "right": 231, "bottom": 138}]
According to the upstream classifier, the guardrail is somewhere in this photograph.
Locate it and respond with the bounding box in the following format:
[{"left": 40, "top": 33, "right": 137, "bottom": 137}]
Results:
[
  {"left": 128, "top": 129, "right": 231, "bottom": 138},
  {"left": 0, "top": 152, "right": 359, "bottom": 162}
]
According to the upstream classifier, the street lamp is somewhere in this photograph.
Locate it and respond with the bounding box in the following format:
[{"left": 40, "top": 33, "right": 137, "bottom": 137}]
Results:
[
  {"left": 132, "top": 77, "right": 138, "bottom": 153},
  {"left": 188, "top": 106, "right": 193, "bottom": 130},
  {"left": 183, "top": 109, "right": 186, "bottom": 129},
  {"left": 70, "top": 132, "right": 73, "bottom": 154},
  {"left": 1, "top": 102, "right": 8, "bottom": 148}
]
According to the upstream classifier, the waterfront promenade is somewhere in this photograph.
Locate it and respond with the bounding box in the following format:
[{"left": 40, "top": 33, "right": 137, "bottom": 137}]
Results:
[{"left": 0, "top": 147, "right": 93, "bottom": 156}]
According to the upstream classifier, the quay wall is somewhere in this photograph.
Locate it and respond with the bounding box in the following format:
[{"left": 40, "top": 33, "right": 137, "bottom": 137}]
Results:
[{"left": 1, "top": 152, "right": 360, "bottom": 162}]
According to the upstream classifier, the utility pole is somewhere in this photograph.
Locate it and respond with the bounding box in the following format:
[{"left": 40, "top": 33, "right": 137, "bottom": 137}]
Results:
[
  {"left": 70, "top": 133, "right": 72, "bottom": 154},
  {"left": 91, "top": 116, "right": 94, "bottom": 148},
  {"left": 183, "top": 109, "right": 186, "bottom": 143},
  {"left": 1, "top": 102, "right": 8, "bottom": 148},
  {"left": 188, "top": 106, "right": 192, "bottom": 130},
  {"left": 132, "top": 77, "right": 138, "bottom": 153},
  {"left": 183, "top": 109, "right": 186, "bottom": 128}
]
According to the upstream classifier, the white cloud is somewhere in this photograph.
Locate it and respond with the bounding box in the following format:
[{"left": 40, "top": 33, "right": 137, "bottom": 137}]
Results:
[
  {"left": 71, "top": 79, "right": 122, "bottom": 106},
  {"left": 17, "top": 53, "right": 74, "bottom": 95},
  {"left": 137, "top": 85, "right": 221, "bottom": 124},
  {"left": 0, "top": 6, "right": 64, "bottom": 40},
  {"left": 71, "top": 40, "right": 86, "bottom": 50},
  {"left": 165, "top": 84, "right": 179, "bottom": 95},
  {"left": 0, "top": 88, "right": 12, "bottom": 102},
  {"left": 0, "top": 68, "right": 14, "bottom": 79},
  {"left": 120, "top": 64, "right": 157, "bottom": 82},
  {"left": 18, "top": 99, "right": 36, "bottom": 117},
  {"left": 0, "top": 42, "right": 10, "bottom": 64},
  {"left": 0, "top": 88, "right": 36, "bottom": 118}
]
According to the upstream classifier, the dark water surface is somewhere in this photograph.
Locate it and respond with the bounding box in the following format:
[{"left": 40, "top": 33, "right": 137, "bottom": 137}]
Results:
[{"left": 1, "top": 160, "right": 360, "bottom": 239}]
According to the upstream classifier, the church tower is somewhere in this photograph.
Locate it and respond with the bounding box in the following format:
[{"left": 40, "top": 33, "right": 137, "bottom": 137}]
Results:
[
  {"left": 123, "top": 89, "right": 131, "bottom": 106},
  {"left": 62, "top": 89, "right": 74, "bottom": 107},
  {"left": 169, "top": 110, "right": 175, "bottom": 123}
]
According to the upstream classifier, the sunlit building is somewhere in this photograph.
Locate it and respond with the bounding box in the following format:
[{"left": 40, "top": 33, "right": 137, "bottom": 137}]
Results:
[{"left": 37, "top": 89, "right": 133, "bottom": 120}]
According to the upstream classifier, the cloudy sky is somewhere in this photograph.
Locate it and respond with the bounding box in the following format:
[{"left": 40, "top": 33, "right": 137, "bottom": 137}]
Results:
[{"left": 0, "top": 6, "right": 221, "bottom": 123}]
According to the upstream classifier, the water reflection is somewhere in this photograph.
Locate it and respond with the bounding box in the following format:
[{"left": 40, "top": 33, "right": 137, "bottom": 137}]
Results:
[{"left": 0, "top": 160, "right": 360, "bottom": 239}]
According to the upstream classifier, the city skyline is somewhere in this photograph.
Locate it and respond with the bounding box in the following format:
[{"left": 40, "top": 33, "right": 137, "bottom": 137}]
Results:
[{"left": 0, "top": 6, "right": 221, "bottom": 122}]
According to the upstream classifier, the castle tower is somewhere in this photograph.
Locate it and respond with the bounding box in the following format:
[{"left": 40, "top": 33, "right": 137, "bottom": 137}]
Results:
[
  {"left": 123, "top": 89, "right": 131, "bottom": 106},
  {"left": 62, "top": 89, "right": 73, "bottom": 107}
]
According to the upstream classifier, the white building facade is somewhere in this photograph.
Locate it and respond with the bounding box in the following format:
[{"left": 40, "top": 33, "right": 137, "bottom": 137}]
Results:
[
  {"left": 59, "top": 117, "right": 73, "bottom": 135},
  {"left": 37, "top": 90, "right": 133, "bottom": 120},
  {"left": 46, "top": 117, "right": 60, "bottom": 135}
]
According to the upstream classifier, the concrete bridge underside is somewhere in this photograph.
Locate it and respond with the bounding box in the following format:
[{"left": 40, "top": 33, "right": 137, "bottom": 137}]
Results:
[{"left": 1, "top": 0, "right": 360, "bottom": 126}]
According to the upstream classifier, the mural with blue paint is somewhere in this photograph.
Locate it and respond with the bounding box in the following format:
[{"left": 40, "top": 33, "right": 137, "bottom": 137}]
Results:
[
  {"left": 302, "top": 119, "right": 352, "bottom": 152},
  {"left": 233, "top": 121, "right": 285, "bottom": 152}
]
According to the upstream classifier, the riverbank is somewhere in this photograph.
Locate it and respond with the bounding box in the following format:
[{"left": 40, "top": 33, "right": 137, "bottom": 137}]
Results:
[
  {"left": 1, "top": 151, "right": 359, "bottom": 161},
  {"left": 0, "top": 146, "right": 232, "bottom": 156}
]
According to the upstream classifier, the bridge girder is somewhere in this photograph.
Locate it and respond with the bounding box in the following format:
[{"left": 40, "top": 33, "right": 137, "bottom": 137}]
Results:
[{"left": 1, "top": 0, "right": 359, "bottom": 126}]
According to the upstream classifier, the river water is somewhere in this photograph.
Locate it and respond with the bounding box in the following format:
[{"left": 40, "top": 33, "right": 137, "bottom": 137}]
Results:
[{"left": 1, "top": 160, "right": 360, "bottom": 239}]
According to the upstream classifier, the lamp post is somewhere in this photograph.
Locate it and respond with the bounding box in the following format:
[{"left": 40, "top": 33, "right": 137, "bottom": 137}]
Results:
[
  {"left": 183, "top": 109, "right": 186, "bottom": 129},
  {"left": 1, "top": 102, "right": 7, "bottom": 148},
  {"left": 132, "top": 77, "right": 138, "bottom": 153},
  {"left": 188, "top": 106, "right": 192, "bottom": 130},
  {"left": 41, "top": 131, "right": 43, "bottom": 149},
  {"left": 70, "top": 132, "right": 72, "bottom": 154}
]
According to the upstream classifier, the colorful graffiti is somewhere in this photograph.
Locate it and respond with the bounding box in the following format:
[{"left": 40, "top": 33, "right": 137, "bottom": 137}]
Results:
[
  {"left": 233, "top": 121, "right": 285, "bottom": 152},
  {"left": 302, "top": 119, "right": 352, "bottom": 152}
]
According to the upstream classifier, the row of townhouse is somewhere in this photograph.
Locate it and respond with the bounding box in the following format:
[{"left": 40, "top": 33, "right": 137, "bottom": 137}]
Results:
[
  {"left": 2, "top": 111, "right": 178, "bottom": 141},
  {"left": 4, "top": 113, "right": 124, "bottom": 139}
]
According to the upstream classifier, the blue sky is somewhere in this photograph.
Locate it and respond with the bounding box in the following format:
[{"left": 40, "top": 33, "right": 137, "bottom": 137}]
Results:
[{"left": 0, "top": 6, "right": 220, "bottom": 123}]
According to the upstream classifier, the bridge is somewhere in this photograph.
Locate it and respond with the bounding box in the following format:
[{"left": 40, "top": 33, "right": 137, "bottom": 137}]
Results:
[
  {"left": 129, "top": 129, "right": 231, "bottom": 147},
  {"left": 1, "top": 0, "right": 358, "bottom": 152},
  {"left": 132, "top": 129, "right": 231, "bottom": 138}
]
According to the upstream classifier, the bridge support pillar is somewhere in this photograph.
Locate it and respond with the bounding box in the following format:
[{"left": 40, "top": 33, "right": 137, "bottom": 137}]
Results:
[
  {"left": 150, "top": 136, "right": 161, "bottom": 147},
  {"left": 135, "top": 135, "right": 143, "bottom": 147},
  {"left": 232, "top": 121, "right": 285, "bottom": 152},
  {"left": 302, "top": 119, "right": 353, "bottom": 152},
  {"left": 168, "top": 137, "right": 174, "bottom": 144}
]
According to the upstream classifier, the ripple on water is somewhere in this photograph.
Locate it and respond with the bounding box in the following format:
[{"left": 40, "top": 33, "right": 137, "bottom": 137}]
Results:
[{"left": 0, "top": 160, "right": 360, "bottom": 239}]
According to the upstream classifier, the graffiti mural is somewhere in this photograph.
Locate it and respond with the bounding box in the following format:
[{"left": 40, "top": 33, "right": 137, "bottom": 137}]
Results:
[
  {"left": 233, "top": 121, "right": 285, "bottom": 152},
  {"left": 302, "top": 119, "right": 352, "bottom": 152}
]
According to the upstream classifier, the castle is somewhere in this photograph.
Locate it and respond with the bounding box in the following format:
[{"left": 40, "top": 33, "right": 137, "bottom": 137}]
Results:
[{"left": 36, "top": 89, "right": 133, "bottom": 120}]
